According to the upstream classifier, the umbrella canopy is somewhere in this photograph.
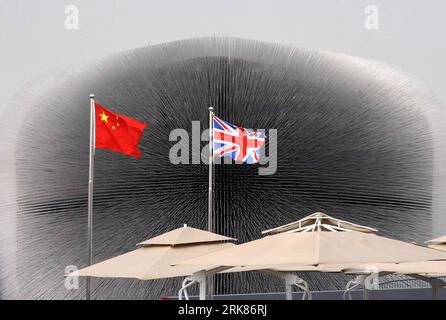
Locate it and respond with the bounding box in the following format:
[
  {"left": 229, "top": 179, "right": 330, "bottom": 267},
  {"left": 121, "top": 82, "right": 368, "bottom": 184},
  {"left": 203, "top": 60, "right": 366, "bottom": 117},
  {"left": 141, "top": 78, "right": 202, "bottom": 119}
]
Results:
[
  {"left": 427, "top": 236, "right": 446, "bottom": 251},
  {"left": 68, "top": 226, "right": 235, "bottom": 280},
  {"left": 429, "top": 244, "right": 446, "bottom": 251},
  {"left": 262, "top": 212, "right": 377, "bottom": 234},
  {"left": 137, "top": 225, "right": 234, "bottom": 246},
  {"left": 221, "top": 212, "right": 378, "bottom": 274},
  {"left": 176, "top": 230, "right": 446, "bottom": 268},
  {"left": 427, "top": 235, "right": 446, "bottom": 244}
]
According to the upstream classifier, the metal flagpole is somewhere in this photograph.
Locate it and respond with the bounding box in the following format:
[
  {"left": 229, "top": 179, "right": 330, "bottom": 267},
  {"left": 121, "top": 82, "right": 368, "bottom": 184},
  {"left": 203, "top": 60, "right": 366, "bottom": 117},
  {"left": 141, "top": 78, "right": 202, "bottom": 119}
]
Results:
[
  {"left": 208, "top": 107, "right": 214, "bottom": 232},
  {"left": 86, "top": 94, "right": 95, "bottom": 300},
  {"left": 207, "top": 106, "right": 214, "bottom": 300}
]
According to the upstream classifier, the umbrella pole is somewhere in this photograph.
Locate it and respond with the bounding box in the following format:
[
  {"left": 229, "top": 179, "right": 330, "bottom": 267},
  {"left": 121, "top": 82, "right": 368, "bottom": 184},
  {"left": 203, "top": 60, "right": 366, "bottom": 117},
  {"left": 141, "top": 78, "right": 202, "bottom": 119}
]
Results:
[
  {"left": 86, "top": 94, "right": 96, "bottom": 300},
  {"left": 285, "top": 281, "right": 293, "bottom": 300},
  {"left": 363, "top": 287, "right": 369, "bottom": 300},
  {"left": 207, "top": 107, "right": 214, "bottom": 300},
  {"left": 195, "top": 271, "right": 207, "bottom": 300},
  {"left": 199, "top": 276, "right": 207, "bottom": 300},
  {"left": 410, "top": 274, "right": 444, "bottom": 300},
  {"left": 432, "top": 283, "right": 438, "bottom": 300},
  {"left": 358, "top": 275, "right": 369, "bottom": 300}
]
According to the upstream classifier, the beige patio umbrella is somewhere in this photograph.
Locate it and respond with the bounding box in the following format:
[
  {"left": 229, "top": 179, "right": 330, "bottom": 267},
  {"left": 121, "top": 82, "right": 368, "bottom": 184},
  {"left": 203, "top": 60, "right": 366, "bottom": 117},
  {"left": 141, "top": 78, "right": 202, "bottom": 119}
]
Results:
[
  {"left": 427, "top": 235, "right": 446, "bottom": 252},
  {"left": 176, "top": 213, "right": 446, "bottom": 299},
  {"left": 227, "top": 212, "right": 377, "bottom": 276},
  {"left": 66, "top": 225, "right": 235, "bottom": 300}
]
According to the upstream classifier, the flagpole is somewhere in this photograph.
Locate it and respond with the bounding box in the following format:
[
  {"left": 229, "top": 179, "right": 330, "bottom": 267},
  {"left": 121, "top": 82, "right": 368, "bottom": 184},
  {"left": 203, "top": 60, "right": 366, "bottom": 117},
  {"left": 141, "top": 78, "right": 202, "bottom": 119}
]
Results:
[
  {"left": 86, "top": 94, "right": 95, "bottom": 300},
  {"left": 208, "top": 107, "right": 214, "bottom": 233},
  {"left": 207, "top": 106, "right": 214, "bottom": 300}
]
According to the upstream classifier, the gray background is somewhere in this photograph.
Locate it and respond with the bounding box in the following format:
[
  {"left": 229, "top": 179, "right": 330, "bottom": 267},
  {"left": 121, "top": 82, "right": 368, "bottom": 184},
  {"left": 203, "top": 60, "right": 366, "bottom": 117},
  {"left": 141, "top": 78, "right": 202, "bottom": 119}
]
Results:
[{"left": 0, "top": 0, "right": 445, "bottom": 114}]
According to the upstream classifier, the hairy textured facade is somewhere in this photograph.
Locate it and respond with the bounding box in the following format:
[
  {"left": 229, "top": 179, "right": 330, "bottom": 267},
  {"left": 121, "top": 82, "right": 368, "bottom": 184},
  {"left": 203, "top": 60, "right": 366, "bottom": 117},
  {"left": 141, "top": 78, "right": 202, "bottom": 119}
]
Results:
[{"left": 1, "top": 37, "right": 446, "bottom": 299}]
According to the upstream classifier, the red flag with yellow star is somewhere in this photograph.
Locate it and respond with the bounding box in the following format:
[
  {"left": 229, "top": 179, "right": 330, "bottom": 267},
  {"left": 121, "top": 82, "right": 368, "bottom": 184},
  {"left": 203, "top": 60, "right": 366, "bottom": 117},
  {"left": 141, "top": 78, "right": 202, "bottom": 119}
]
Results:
[{"left": 95, "top": 103, "right": 146, "bottom": 159}]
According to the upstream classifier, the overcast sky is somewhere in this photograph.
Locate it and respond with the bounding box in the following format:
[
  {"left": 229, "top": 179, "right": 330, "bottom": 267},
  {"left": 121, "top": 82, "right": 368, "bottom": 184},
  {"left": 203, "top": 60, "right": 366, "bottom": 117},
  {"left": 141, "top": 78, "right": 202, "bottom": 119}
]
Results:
[{"left": 1, "top": 0, "right": 445, "bottom": 115}]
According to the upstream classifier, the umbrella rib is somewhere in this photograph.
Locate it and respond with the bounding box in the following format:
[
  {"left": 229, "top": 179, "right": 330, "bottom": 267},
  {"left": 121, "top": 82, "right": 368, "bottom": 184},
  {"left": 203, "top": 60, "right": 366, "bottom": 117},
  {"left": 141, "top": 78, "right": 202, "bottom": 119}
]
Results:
[{"left": 139, "top": 246, "right": 171, "bottom": 279}]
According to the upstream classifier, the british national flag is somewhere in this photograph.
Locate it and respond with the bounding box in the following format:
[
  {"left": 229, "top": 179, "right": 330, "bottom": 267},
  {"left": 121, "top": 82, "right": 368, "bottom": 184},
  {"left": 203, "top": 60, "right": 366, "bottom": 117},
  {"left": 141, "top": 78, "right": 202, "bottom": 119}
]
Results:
[{"left": 213, "top": 115, "right": 266, "bottom": 164}]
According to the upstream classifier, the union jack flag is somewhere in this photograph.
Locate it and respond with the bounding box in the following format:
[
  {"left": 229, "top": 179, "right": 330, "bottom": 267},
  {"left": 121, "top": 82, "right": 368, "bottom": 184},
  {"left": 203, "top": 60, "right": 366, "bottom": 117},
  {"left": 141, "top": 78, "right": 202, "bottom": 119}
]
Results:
[{"left": 213, "top": 115, "right": 266, "bottom": 164}]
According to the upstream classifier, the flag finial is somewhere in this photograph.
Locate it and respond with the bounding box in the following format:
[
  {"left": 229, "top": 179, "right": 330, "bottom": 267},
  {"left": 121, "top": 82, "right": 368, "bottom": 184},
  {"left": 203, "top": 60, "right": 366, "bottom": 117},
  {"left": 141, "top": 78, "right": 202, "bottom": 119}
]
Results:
[{"left": 90, "top": 94, "right": 95, "bottom": 99}]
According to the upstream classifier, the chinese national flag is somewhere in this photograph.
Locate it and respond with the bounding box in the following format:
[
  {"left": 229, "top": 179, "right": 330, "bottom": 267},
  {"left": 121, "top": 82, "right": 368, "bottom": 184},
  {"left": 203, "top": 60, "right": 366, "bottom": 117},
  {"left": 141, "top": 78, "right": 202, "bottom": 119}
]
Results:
[{"left": 95, "top": 103, "right": 147, "bottom": 159}]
